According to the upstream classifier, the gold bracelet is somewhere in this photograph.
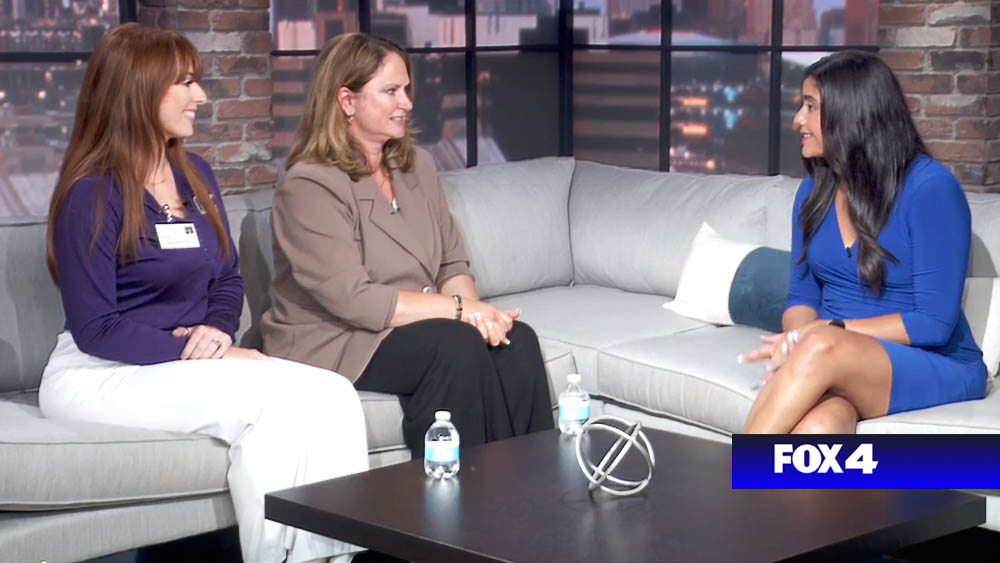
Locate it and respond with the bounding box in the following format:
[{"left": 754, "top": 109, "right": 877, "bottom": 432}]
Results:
[{"left": 453, "top": 294, "right": 463, "bottom": 320}]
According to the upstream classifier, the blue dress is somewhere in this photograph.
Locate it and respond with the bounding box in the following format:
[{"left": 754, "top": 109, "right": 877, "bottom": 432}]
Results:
[{"left": 788, "top": 154, "right": 988, "bottom": 414}]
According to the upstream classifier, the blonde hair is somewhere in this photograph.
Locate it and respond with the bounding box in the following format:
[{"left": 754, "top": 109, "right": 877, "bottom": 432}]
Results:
[
  {"left": 287, "top": 33, "right": 417, "bottom": 179},
  {"left": 46, "top": 23, "right": 228, "bottom": 284}
]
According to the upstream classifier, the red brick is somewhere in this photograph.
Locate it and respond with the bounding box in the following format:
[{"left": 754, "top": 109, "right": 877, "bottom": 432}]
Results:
[
  {"left": 991, "top": 73, "right": 1000, "bottom": 94},
  {"left": 957, "top": 74, "right": 988, "bottom": 94},
  {"left": 926, "top": 94, "right": 986, "bottom": 115},
  {"left": 217, "top": 55, "right": 268, "bottom": 76},
  {"left": 897, "top": 73, "right": 953, "bottom": 94},
  {"left": 959, "top": 26, "right": 992, "bottom": 48},
  {"left": 185, "top": 144, "right": 216, "bottom": 162},
  {"left": 179, "top": 0, "right": 237, "bottom": 8},
  {"left": 244, "top": 78, "right": 273, "bottom": 97},
  {"left": 214, "top": 167, "right": 245, "bottom": 188},
  {"left": 950, "top": 163, "right": 986, "bottom": 186},
  {"left": 928, "top": 4, "right": 990, "bottom": 26},
  {"left": 199, "top": 77, "right": 241, "bottom": 99},
  {"left": 988, "top": 140, "right": 1000, "bottom": 161},
  {"left": 195, "top": 104, "right": 213, "bottom": 119},
  {"left": 914, "top": 117, "right": 954, "bottom": 139},
  {"left": 929, "top": 50, "right": 987, "bottom": 71},
  {"left": 988, "top": 163, "right": 1000, "bottom": 185},
  {"left": 242, "top": 0, "right": 269, "bottom": 8},
  {"left": 879, "top": 5, "right": 926, "bottom": 26},
  {"left": 246, "top": 120, "right": 274, "bottom": 140},
  {"left": 248, "top": 165, "right": 279, "bottom": 185},
  {"left": 212, "top": 10, "right": 268, "bottom": 31},
  {"left": 926, "top": 140, "right": 986, "bottom": 161},
  {"left": 989, "top": 95, "right": 1000, "bottom": 116},
  {"left": 177, "top": 10, "right": 210, "bottom": 30},
  {"left": 241, "top": 31, "right": 273, "bottom": 54},
  {"left": 218, "top": 99, "right": 271, "bottom": 120},
  {"left": 879, "top": 50, "right": 925, "bottom": 70},
  {"left": 190, "top": 122, "right": 244, "bottom": 143},
  {"left": 956, "top": 118, "right": 1000, "bottom": 139}
]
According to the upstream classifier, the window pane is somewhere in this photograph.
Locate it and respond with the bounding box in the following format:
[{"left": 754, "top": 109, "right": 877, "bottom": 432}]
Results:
[
  {"left": 672, "top": 0, "right": 771, "bottom": 45},
  {"left": 412, "top": 53, "right": 467, "bottom": 170},
  {"left": 671, "top": 52, "right": 770, "bottom": 174},
  {"left": 270, "top": 56, "right": 314, "bottom": 162},
  {"left": 373, "top": 0, "right": 466, "bottom": 48},
  {"left": 477, "top": 52, "right": 559, "bottom": 164},
  {"left": 476, "top": 1, "right": 558, "bottom": 47},
  {"left": 0, "top": 1, "right": 118, "bottom": 52},
  {"left": 0, "top": 61, "right": 85, "bottom": 217},
  {"left": 574, "top": 1, "right": 662, "bottom": 46},
  {"left": 272, "top": 0, "right": 360, "bottom": 50},
  {"left": 573, "top": 50, "right": 660, "bottom": 170},
  {"left": 783, "top": 0, "right": 878, "bottom": 47},
  {"left": 270, "top": 52, "right": 466, "bottom": 170},
  {"left": 779, "top": 51, "right": 831, "bottom": 177}
]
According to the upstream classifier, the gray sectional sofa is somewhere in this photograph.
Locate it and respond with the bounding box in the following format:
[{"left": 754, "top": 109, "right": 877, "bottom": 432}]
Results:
[{"left": 2, "top": 156, "right": 999, "bottom": 561}]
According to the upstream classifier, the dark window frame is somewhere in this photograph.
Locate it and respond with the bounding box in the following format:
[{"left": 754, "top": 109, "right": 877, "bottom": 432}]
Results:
[{"left": 273, "top": 0, "right": 878, "bottom": 174}]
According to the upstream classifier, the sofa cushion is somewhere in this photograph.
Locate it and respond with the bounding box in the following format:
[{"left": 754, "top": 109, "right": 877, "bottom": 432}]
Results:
[
  {"left": 487, "top": 285, "right": 708, "bottom": 392},
  {"left": 0, "top": 392, "right": 229, "bottom": 511},
  {"left": 440, "top": 157, "right": 576, "bottom": 299},
  {"left": 762, "top": 176, "right": 802, "bottom": 251},
  {"left": 595, "top": 325, "right": 765, "bottom": 435},
  {"left": 857, "top": 382, "right": 1000, "bottom": 434},
  {"left": 569, "top": 161, "right": 773, "bottom": 297}
]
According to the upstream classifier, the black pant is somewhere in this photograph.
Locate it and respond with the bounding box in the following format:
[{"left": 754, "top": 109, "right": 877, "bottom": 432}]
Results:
[{"left": 355, "top": 319, "right": 554, "bottom": 457}]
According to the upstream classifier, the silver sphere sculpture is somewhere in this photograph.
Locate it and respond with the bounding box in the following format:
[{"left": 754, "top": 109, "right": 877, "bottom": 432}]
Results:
[{"left": 574, "top": 415, "right": 655, "bottom": 497}]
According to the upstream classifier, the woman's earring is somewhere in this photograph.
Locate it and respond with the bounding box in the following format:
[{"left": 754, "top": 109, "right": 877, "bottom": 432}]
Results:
[{"left": 347, "top": 113, "right": 355, "bottom": 123}]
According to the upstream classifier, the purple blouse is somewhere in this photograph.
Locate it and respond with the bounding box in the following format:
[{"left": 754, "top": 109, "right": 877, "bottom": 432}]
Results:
[{"left": 51, "top": 153, "right": 243, "bottom": 365}]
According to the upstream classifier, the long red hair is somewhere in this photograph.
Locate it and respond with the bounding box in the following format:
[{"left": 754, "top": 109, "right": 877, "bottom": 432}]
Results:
[{"left": 46, "top": 23, "right": 228, "bottom": 284}]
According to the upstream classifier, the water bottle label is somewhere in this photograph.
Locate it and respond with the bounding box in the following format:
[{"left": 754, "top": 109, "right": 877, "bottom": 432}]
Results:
[
  {"left": 424, "top": 441, "right": 459, "bottom": 463},
  {"left": 559, "top": 401, "right": 590, "bottom": 423}
]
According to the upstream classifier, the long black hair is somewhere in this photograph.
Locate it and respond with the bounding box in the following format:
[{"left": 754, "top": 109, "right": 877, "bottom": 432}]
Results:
[{"left": 797, "top": 50, "right": 927, "bottom": 295}]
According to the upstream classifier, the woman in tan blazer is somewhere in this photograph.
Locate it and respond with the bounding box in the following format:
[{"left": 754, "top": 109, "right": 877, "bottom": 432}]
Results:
[{"left": 261, "top": 33, "right": 554, "bottom": 456}]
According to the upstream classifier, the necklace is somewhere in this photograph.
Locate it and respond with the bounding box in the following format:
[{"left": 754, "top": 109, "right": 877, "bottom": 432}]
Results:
[{"left": 374, "top": 170, "right": 400, "bottom": 214}]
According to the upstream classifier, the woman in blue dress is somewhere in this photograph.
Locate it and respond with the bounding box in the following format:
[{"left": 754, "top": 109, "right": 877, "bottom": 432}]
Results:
[{"left": 741, "top": 51, "right": 988, "bottom": 433}]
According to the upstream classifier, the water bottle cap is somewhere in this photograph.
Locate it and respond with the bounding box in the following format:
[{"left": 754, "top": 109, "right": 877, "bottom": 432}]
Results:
[
  {"left": 567, "top": 373, "right": 581, "bottom": 384},
  {"left": 434, "top": 410, "right": 451, "bottom": 421}
]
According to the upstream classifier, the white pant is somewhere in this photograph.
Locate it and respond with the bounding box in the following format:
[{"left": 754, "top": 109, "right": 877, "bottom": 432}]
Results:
[{"left": 40, "top": 332, "right": 369, "bottom": 563}]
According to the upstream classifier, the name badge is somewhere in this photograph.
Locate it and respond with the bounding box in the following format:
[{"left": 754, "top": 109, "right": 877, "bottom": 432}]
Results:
[{"left": 155, "top": 222, "right": 200, "bottom": 249}]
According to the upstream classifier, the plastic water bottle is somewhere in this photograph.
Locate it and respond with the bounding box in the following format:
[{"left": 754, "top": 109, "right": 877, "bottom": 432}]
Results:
[
  {"left": 558, "top": 373, "right": 591, "bottom": 435},
  {"left": 424, "top": 410, "right": 460, "bottom": 479}
]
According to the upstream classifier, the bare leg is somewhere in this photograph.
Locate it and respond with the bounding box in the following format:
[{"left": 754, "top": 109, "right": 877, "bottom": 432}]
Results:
[
  {"left": 790, "top": 395, "right": 859, "bottom": 434},
  {"left": 743, "top": 326, "right": 892, "bottom": 433}
]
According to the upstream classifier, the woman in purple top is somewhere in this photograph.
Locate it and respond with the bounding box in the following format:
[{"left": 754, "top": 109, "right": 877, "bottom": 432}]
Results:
[
  {"left": 739, "top": 51, "right": 987, "bottom": 433},
  {"left": 41, "top": 24, "right": 368, "bottom": 563}
]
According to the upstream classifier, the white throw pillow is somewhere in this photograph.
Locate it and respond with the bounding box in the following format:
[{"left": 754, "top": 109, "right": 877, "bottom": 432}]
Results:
[
  {"left": 664, "top": 223, "right": 790, "bottom": 333},
  {"left": 962, "top": 277, "right": 1000, "bottom": 377}
]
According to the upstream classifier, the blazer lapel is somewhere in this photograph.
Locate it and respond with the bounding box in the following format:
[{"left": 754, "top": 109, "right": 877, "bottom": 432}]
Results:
[{"left": 355, "top": 173, "right": 436, "bottom": 279}]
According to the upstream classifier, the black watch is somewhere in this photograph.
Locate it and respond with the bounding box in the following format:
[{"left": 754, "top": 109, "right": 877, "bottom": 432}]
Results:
[{"left": 829, "top": 319, "right": 846, "bottom": 329}]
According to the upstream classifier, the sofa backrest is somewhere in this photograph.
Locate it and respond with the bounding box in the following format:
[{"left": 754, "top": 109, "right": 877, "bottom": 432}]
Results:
[
  {"left": 439, "top": 157, "right": 576, "bottom": 299},
  {"left": 568, "top": 160, "right": 780, "bottom": 297},
  {"left": 0, "top": 218, "right": 65, "bottom": 395}
]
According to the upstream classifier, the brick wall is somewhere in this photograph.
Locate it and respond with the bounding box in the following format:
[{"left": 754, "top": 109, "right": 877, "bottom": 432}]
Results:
[
  {"left": 879, "top": 0, "right": 999, "bottom": 192},
  {"left": 137, "top": 0, "right": 278, "bottom": 193}
]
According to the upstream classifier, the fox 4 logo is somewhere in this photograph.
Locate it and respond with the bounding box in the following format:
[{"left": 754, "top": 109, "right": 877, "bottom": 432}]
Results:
[{"left": 774, "top": 443, "right": 878, "bottom": 474}]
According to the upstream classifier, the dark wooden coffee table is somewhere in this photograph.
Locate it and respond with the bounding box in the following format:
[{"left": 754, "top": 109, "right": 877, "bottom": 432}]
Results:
[{"left": 265, "top": 429, "right": 984, "bottom": 562}]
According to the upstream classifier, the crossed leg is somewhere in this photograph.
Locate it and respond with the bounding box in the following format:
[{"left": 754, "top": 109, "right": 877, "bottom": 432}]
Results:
[{"left": 743, "top": 325, "right": 892, "bottom": 434}]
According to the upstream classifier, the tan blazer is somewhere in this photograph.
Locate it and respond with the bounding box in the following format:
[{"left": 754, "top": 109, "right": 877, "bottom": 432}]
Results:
[{"left": 261, "top": 147, "right": 472, "bottom": 382}]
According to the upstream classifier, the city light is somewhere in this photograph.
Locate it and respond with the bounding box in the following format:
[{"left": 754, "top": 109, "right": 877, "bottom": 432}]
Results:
[
  {"left": 681, "top": 124, "right": 709, "bottom": 137},
  {"left": 37, "top": 90, "right": 47, "bottom": 101}
]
